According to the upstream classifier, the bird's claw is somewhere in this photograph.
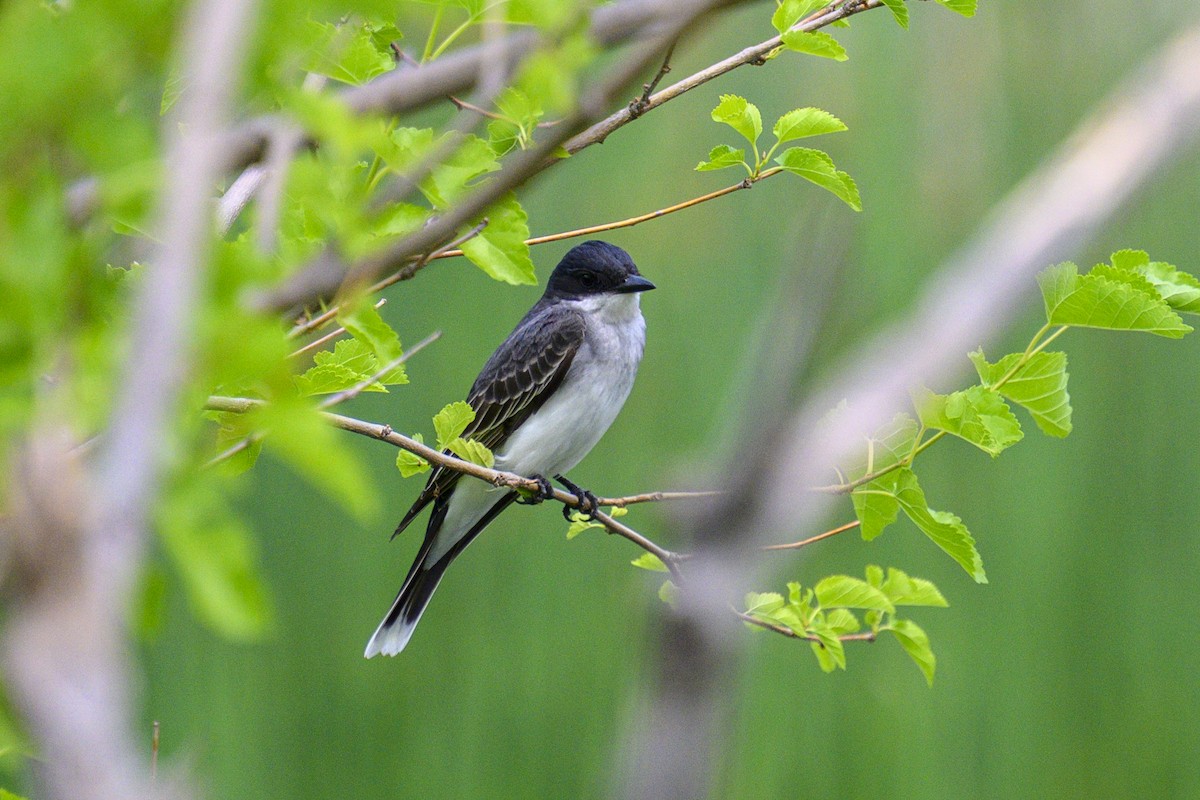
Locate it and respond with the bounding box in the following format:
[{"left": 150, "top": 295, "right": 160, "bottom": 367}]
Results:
[
  {"left": 516, "top": 474, "right": 555, "bottom": 505},
  {"left": 555, "top": 474, "right": 599, "bottom": 522}
]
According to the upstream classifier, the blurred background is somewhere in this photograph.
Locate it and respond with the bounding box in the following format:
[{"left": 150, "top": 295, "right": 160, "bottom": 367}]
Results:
[{"left": 15, "top": 0, "right": 1200, "bottom": 797}]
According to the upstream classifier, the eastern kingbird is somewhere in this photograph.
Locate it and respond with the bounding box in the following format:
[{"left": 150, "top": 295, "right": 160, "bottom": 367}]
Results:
[{"left": 365, "top": 240, "right": 655, "bottom": 657}]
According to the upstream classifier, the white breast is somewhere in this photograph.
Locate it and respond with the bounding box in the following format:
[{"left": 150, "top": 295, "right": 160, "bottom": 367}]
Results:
[{"left": 495, "top": 292, "right": 646, "bottom": 478}]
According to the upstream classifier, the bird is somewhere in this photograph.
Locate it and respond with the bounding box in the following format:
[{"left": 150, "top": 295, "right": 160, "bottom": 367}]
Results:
[{"left": 365, "top": 240, "right": 655, "bottom": 657}]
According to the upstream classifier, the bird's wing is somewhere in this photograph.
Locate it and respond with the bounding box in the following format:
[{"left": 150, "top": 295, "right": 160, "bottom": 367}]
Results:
[{"left": 392, "top": 304, "right": 586, "bottom": 537}]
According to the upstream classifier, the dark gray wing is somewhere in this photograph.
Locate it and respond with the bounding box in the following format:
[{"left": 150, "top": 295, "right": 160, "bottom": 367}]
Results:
[{"left": 393, "top": 302, "right": 586, "bottom": 537}]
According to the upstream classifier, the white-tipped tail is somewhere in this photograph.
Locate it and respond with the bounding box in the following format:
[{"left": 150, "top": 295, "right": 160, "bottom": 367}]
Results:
[{"left": 363, "top": 560, "right": 448, "bottom": 658}]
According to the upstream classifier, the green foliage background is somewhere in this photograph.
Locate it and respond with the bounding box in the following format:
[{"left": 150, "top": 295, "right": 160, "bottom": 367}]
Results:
[{"left": 5, "top": 0, "right": 1200, "bottom": 797}]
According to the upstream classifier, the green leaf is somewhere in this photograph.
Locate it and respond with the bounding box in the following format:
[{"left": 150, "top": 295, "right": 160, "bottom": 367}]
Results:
[
  {"left": 879, "top": 0, "right": 910, "bottom": 28},
  {"left": 631, "top": 552, "right": 669, "bottom": 572},
  {"left": 0, "top": 789, "right": 30, "bottom": 800},
  {"left": 890, "top": 619, "right": 936, "bottom": 685},
  {"left": 775, "top": 147, "right": 861, "bottom": 211},
  {"left": 781, "top": 30, "right": 848, "bottom": 61},
  {"left": 881, "top": 568, "right": 949, "bottom": 607},
  {"left": 745, "top": 591, "right": 786, "bottom": 615},
  {"left": 338, "top": 299, "right": 404, "bottom": 366},
  {"left": 433, "top": 401, "right": 475, "bottom": 450},
  {"left": 295, "top": 339, "right": 403, "bottom": 397},
  {"left": 1137, "top": 260, "right": 1200, "bottom": 315},
  {"left": 372, "top": 203, "right": 429, "bottom": 240},
  {"left": 970, "top": 349, "right": 1072, "bottom": 437},
  {"left": 771, "top": 107, "right": 847, "bottom": 143},
  {"left": 912, "top": 384, "right": 1024, "bottom": 456},
  {"left": 807, "top": 622, "right": 846, "bottom": 671},
  {"left": 852, "top": 478, "right": 901, "bottom": 541},
  {"left": 814, "top": 575, "right": 895, "bottom": 613},
  {"left": 396, "top": 433, "right": 431, "bottom": 478},
  {"left": 658, "top": 580, "right": 680, "bottom": 608},
  {"left": 935, "top": 0, "right": 977, "bottom": 17},
  {"left": 824, "top": 608, "right": 861, "bottom": 635},
  {"left": 156, "top": 482, "right": 273, "bottom": 640},
  {"left": 771, "top": 0, "right": 823, "bottom": 33},
  {"left": 893, "top": 469, "right": 986, "bottom": 583},
  {"left": 1038, "top": 262, "right": 1192, "bottom": 337},
  {"left": 695, "top": 144, "right": 747, "bottom": 172},
  {"left": 711, "top": 95, "right": 762, "bottom": 148},
  {"left": 459, "top": 193, "right": 537, "bottom": 285},
  {"left": 422, "top": 134, "right": 501, "bottom": 208},
  {"left": 160, "top": 65, "right": 184, "bottom": 117},
  {"left": 303, "top": 19, "right": 397, "bottom": 86},
  {"left": 447, "top": 436, "right": 494, "bottom": 468}
]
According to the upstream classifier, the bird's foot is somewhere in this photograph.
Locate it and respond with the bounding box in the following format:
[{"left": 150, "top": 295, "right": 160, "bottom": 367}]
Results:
[
  {"left": 515, "top": 474, "right": 555, "bottom": 505},
  {"left": 555, "top": 474, "right": 599, "bottom": 521}
]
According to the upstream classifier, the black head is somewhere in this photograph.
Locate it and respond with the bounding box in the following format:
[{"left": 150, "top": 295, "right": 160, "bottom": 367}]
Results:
[{"left": 544, "top": 241, "right": 655, "bottom": 300}]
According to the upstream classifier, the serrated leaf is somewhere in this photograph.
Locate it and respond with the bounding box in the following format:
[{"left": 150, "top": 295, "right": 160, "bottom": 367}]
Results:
[
  {"left": 814, "top": 575, "right": 895, "bottom": 613},
  {"left": 771, "top": 0, "right": 824, "bottom": 33},
  {"left": 338, "top": 300, "right": 405, "bottom": 366},
  {"left": 695, "top": 144, "right": 746, "bottom": 172},
  {"left": 824, "top": 608, "right": 861, "bottom": 635},
  {"left": 447, "top": 437, "right": 494, "bottom": 468},
  {"left": 935, "top": 0, "right": 976, "bottom": 17},
  {"left": 396, "top": 433, "right": 431, "bottom": 478},
  {"left": 295, "top": 339, "right": 401, "bottom": 396},
  {"left": 775, "top": 147, "right": 861, "bottom": 211},
  {"left": 1110, "top": 249, "right": 1149, "bottom": 270},
  {"left": 1138, "top": 260, "right": 1200, "bottom": 315},
  {"left": 893, "top": 469, "right": 986, "bottom": 583},
  {"left": 970, "top": 349, "right": 1072, "bottom": 437},
  {"left": 422, "top": 134, "right": 501, "bottom": 208},
  {"left": 712, "top": 95, "right": 762, "bottom": 148},
  {"left": 772, "top": 107, "right": 847, "bottom": 143},
  {"left": 745, "top": 591, "right": 786, "bottom": 615},
  {"left": 459, "top": 193, "right": 537, "bottom": 285},
  {"left": 890, "top": 619, "right": 936, "bottom": 685},
  {"left": 433, "top": 401, "right": 475, "bottom": 450},
  {"left": 912, "top": 384, "right": 1024, "bottom": 456},
  {"left": 881, "top": 568, "right": 948, "bottom": 607},
  {"left": 879, "top": 0, "right": 909, "bottom": 28},
  {"left": 781, "top": 30, "right": 848, "bottom": 61},
  {"left": 631, "top": 552, "right": 669, "bottom": 572},
  {"left": 303, "top": 19, "right": 396, "bottom": 86},
  {"left": 1038, "top": 262, "right": 1191, "bottom": 337}
]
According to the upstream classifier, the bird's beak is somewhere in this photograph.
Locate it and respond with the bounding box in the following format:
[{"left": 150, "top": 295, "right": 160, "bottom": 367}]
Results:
[{"left": 616, "top": 274, "right": 656, "bottom": 293}]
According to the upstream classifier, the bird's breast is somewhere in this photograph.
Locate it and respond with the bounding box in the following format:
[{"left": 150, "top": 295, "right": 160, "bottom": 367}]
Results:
[{"left": 495, "top": 300, "right": 645, "bottom": 478}]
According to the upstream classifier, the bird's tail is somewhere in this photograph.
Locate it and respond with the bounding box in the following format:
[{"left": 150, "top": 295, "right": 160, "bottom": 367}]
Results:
[{"left": 363, "top": 542, "right": 449, "bottom": 658}]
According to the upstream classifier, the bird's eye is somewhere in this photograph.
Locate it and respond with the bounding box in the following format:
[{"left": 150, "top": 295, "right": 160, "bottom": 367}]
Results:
[{"left": 578, "top": 271, "right": 597, "bottom": 288}]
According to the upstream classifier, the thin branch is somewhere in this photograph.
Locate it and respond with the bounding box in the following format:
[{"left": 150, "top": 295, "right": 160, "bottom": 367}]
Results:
[
  {"left": 565, "top": 0, "right": 884, "bottom": 153},
  {"left": 595, "top": 490, "right": 725, "bottom": 508},
  {"left": 761, "top": 519, "right": 860, "bottom": 551},
  {"left": 735, "top": 611, "right": 878, "bottom": 643},
  {"left": 202, "top": 396, "right": 687, "bottom": 572},
  {"left": 366, "top": 217, "right": 490, "bottom": 294},
  {"left": 288, "top": 299, "right": 387, "bottom": 358},
  {"left": 629, "top": 39, "right": 677, "bottom": 119}
]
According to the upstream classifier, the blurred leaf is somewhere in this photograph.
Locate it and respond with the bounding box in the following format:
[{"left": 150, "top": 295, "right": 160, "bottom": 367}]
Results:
[
  {"left": 658, "top": 580, "right": 680, "bottom": 608},
  {"left": 631, "top": 553, "right": 669, "bottom": 572},
  {"left": 159, "top": 64, "right": 184, "bottom": 116},
  {"left": 970, "top": 349, "right": 1072, "bottom": 437},
  {"left": 775, "top": 146, "right": 861, "bottom": 210},
  {"left": 912, "top": 384, "right": 1024, "bottom": 456},
  {"left": 303, "top": 19, "right": 396, "bottom": 86},
  {"left": 814, "top": 575, "right": 895, "bottom": 612},
  {"left": 157, "top": 482, "right": 273, "bottom": 640},
  {"left": 459, "top": 193, "right": 536, "bottom": 285},
  {"left": 131, "top": 563, "right": 169, "bottom": 640},
  {"left": 1038, "top": 262, "right": 1191, "bottom": 337},
  {"left": 711, "top": 94, "right": 762, "bottom": 148},
  {"left": 936, "top": 0, "right": 977, "bottom": 17},
  {"left": 890, "top": 619, "right": 936, "bottom": 685},
  {"left": 396, "top": 433, "right": 431, "bottom": 478},
  {"left": 781, "top": 30, "right": 848, "bottom": 61},
  {"left": 771, "top": 107, "right": 847, "bottom": 143},
  {"left": 422, "top": 134, "right": 500, "bottom": 208},
  {"left": 695, "top": 144, "right": 746, "bottom": 172},
  {"left": 372, "top": 203, "right": 430, "bottom": 240},
  {"left": 433, "top": 401, "right": 475, "bottom": 449},
  {"left": 879, "top": 0, "right": 910, "bottom": 28},
  {"left": 824, "top": 608, "right": 861, "bottom": 635}
]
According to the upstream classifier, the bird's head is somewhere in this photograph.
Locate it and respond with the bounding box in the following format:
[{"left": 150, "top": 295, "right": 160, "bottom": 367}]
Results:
[{"left": 543, "top": 241, "right": 655, "bottom": 301}]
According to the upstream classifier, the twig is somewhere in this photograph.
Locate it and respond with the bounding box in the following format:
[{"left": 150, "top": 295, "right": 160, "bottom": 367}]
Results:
[
  {"left": 735, "top": 611, "right": 878, "bottom": 643},
  {"left": 366, "top": 218, "right": 490, "bottom": 294},
  {"left": 596, "top": 490, "right": 724, "bottom": 508},
  {"left": 202, "top": 432, "right": 263, "bottom": 470},
  {"left": 202, "top": 396, "right": 688, "bottom": 572},
  {"left": 629, "top": 40, "right": 676, "bottom": 118},
  {"left": 151, "top": 721, "right": 160, "bottom": 781},
  {"left": 318, "top": 330, "right": 442, "bottom": 409},
  {"left": 288, "top": 299, "right": 387, "bottom": 358},
  {"left": 761, "top": 519, "right": 860, "bottom": 550}
]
